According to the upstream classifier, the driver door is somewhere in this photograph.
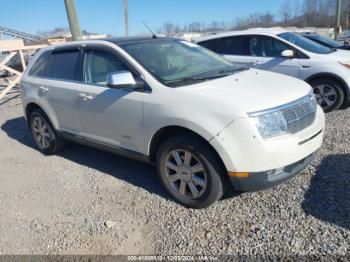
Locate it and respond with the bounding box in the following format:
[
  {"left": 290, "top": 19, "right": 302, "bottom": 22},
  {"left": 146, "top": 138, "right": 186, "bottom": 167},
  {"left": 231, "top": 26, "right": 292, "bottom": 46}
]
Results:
[
  {"left": 77, "top": 46, "right": 145, "bottom": 153},
  {"left": 248, "top": 35, "right": 301, "bottom": 78}
]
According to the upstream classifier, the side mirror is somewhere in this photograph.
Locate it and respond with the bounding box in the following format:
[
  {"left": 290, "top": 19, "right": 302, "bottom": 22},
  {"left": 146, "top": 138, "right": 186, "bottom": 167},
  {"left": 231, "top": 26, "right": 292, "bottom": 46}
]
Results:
[
  {"left": 281, "top": 50, "right": 295, "bottom": 59},
  {"left": 107, "top": 71, "right": 141, "bottom": 89}
]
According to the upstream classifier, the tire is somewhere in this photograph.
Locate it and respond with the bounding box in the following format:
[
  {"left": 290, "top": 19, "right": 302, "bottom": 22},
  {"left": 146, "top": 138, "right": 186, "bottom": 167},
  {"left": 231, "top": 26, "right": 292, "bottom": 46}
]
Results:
[
  {"left": 29, "top": 109, "right": 66, "bottom": 154},
  {"left": 310, "top": 78, "right": 344, "bottom": 113},
  {"left": 156, "top": 134, "right": 228, "bottom": 209}
]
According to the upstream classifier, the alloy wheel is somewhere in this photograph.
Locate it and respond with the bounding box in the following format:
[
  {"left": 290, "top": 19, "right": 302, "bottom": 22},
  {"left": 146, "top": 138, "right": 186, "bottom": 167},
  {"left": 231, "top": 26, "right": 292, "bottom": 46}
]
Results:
[
  {"left": 313, "top": 84, "right": 338, "bottom": 110},
  {"left": 32, "top": 117, "right": 51, "bottom": 149},
  {"left": 164, "top": 149, "right": 207, "bottom": 199}
]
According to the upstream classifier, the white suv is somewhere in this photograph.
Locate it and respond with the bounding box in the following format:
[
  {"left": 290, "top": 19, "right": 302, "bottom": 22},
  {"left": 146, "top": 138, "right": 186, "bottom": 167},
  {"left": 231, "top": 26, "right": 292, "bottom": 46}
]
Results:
[
  {"left": 21, "top": 37, "right": 325, "bottom": 208},
  {"left": 196, "top": 29, "right": 350, "bottom": 112}
]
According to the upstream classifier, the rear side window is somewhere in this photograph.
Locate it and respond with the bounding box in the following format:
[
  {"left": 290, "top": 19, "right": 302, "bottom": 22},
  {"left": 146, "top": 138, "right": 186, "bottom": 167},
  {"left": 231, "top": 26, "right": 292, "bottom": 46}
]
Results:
[
  {"left": 198, "top": 39, "right": 221, "bottom": 52},
  {"left": 28, "top": 51, "right": 51, "bottom": 77},
  {"left": 47, "top": 50, "right": 79, "bottom": 81},
  {"left": 218, "top": 36, "right": 251, "bottom": 56}
]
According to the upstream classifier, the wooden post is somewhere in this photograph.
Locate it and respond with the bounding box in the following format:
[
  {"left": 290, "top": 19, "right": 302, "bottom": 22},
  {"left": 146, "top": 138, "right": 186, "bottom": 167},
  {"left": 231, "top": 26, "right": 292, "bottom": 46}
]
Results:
[
  {"left": 0, "top": 44, "right": 46, "bottom": 101},
  {"left": 19, "top": 50, "right": 26, "bottom": 71}
]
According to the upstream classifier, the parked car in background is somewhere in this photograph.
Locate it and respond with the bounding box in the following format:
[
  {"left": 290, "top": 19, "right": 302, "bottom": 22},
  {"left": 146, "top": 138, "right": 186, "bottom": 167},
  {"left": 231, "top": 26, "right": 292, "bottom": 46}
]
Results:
[
  {"left": 301, "top": 33, "right": 350, "bottom": 51},
  {"left": 337, "top": 30, "right": 350, "bottom": 44},
  {"left": 196, "top": 29, "right": 350, "bottom": 112},
  {"left": 20, "top": 37, "right": 325, "bottom": 208}
]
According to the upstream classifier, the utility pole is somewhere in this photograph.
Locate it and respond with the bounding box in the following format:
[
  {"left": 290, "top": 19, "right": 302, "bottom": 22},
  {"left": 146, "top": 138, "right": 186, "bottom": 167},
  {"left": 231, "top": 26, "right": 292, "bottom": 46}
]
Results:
[
  {"left": 64, "top": 0, "right": 82, "bottom": 41},
  {"left": 335, "top": 0, "right": 342, "bottom": 39},
  {"left": 123, "top": 0, "right": 129, "bottom": 36}
]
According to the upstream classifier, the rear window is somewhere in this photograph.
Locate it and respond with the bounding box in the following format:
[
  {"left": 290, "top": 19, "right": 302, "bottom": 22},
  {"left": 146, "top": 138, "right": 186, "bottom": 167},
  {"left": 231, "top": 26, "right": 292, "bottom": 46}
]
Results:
[
  {"left": 28, "top": 51, "right": 51, "bottom": 77},
  {"left": 47, "top": 50, "right": 79, "bottom": 81}
]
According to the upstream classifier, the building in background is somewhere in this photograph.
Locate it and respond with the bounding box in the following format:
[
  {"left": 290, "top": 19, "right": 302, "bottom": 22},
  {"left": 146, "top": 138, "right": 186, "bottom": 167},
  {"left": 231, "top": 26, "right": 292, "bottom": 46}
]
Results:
[{"left": 42, "top": 30, "right": 108, "bottom": 44}]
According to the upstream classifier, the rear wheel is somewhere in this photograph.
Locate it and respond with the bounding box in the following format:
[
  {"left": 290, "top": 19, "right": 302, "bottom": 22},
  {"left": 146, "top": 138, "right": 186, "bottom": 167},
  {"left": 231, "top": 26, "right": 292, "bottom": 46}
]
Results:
[
  {"left": 156, "top": 134, "right": 227, "bottom": 209},
  {"left": 310, "top": 78, "right": 344, "bottom": 112},
  {"left": 29, "top": 109, "right": 66, "bottom": 154}
]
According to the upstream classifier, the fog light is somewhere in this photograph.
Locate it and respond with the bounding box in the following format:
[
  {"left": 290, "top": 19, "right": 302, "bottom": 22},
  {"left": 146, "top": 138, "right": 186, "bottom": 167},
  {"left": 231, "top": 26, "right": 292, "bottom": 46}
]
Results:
[
  {"left": 267, "top": 169, "right": 276, "bottom": 175},
  {"left": 267, "top": 167, "right": 284, "bottom": 180}
]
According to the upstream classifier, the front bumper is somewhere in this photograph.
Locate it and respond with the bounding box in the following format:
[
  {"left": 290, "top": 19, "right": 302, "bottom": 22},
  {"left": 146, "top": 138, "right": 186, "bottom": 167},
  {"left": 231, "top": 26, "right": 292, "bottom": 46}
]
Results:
[
  {"left": 210, "top": 106, "right": 325, "bottom": 173},
  {"left": 210, "top": 106, "right": 325, "bottom": 191},
  {"left": 229, "top": 153, "right": 315, "bottom": 192}
]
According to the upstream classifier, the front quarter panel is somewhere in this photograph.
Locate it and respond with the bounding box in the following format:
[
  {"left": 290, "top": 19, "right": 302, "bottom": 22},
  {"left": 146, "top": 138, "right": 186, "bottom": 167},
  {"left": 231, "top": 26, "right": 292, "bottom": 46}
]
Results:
[{"left": 143, "top": 85, "right": 245, "bottom": 155}]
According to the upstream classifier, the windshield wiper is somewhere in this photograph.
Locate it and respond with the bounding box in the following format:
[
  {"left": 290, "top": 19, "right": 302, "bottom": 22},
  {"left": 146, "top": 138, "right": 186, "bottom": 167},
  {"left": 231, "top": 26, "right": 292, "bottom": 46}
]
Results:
[
  {"left": 164, "top": 67, "right": 248, "bottom": 86},
  {"left": 192, "top": 67, "right": 248, "bottom": 80},
  {"left": 165, "top": 73, "right": 228, "bottom": 85},
  {"left": 164, "top": 76, "right": 207, "bottom": 85}
]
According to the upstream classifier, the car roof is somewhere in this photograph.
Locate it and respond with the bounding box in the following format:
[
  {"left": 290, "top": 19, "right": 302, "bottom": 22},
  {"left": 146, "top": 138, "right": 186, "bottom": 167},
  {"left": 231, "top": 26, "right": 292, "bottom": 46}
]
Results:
[
  {"left": 196, "top": 28, "right": 289, "bottom": 42},
  {"left": 103, "top": 36, "right": 177, "bottom": 45},
  {"left": 41, "top": 36, "right": 179, "bottom": 52}
]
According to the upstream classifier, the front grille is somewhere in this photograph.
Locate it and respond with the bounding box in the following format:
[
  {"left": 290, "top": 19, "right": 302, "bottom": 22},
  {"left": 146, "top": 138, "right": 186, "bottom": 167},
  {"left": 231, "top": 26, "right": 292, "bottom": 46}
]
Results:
[{"left": 282, "top": 96, "right": 317, "bottom": 134}]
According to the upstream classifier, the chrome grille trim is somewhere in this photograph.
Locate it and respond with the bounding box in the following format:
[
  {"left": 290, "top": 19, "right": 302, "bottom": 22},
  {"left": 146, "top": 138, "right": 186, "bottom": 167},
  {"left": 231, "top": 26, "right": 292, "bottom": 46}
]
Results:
[
  {"left": 249, "top": 93, "right": 318, "bottom": 134},
  {"left": 281, "top": 96, "right": 317, "bottom": 134}
]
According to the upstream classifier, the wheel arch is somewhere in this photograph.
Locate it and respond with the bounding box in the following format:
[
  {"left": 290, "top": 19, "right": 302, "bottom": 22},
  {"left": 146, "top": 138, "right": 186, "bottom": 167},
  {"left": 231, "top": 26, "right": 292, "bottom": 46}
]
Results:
[
  {"left": 305, "top": 73, "right": 350, "bottom": 107},
  {"left": 148, "top": 125, "right": 228, "bottom": 173},
  {"left": 25, "top": 102, "right": 59, "bottom": 130}
]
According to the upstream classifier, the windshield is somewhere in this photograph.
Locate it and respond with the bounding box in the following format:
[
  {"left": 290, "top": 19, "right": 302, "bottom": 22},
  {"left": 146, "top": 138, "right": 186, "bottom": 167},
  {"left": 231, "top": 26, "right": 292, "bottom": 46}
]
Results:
[
  {"left": 306, "top": 34, "right": 342, "bottom": 48},
  {"left": 119, "top": 39, "right": 245, "bottom": 87},
  {"left": 278, "top": 32, "right": 333, "bottom": 54}
]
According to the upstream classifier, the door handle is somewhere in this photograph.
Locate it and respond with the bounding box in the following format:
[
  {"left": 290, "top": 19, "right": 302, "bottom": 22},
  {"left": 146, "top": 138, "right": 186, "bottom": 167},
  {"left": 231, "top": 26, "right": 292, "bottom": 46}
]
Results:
[
  {"left": 79, "top": 93, "right": 93, "bottom": 101},
  {"left": 253, "top": 61, "right": 263, "bottom": 65},
  {"left": 39, "top": 86, "right": 49, "bottom": 93}
]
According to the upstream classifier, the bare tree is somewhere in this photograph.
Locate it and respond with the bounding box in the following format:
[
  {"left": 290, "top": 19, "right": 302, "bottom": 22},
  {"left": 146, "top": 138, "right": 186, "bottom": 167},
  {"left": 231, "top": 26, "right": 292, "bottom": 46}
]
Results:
[
  {"left": 210, "top": 21, "right": 219, "bottom": 31},
  {"left": 188, "top": 22, "right": 201, "bottom": 32},
  {"left": 260, "top": 11, "right": 274, "bottom": 26},
  {"left": 280, "top": 0, "right": 293, "bottom": 26},
  {"left": 159, "top": 0, "right": 350, "bottom": 35},
  {"left": 303, "top": 0, "right": 319, "bottom": 26},
  {"left": 163, "top": 22, "right": 175, "bottom": 36}
]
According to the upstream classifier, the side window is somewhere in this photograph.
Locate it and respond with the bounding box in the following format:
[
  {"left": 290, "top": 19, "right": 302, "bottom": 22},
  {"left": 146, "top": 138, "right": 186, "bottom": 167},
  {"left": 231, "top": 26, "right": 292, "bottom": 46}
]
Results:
[
  {"left": 198, "top": 39, "right": 220, "bottom": 52},
  {"left": 28, "top": 51, "right": 51, "bottom": 77},
  {"left": 48, "top": 50, "right": 79, "bottom": 81},
  {"left": 250, "top": 36, "right": 290, "bottom": 57},
  {"left": 83, "top": 49, "right": 129, "bottom": 86},
  {"left": 218, "top": 36, "right": 251, "bottom": 56}
]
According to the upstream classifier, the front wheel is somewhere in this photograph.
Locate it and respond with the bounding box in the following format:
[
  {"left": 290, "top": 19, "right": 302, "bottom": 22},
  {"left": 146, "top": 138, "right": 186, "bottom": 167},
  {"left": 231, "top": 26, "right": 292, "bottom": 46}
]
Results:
[
  {"left": 310, "top": 78, "right": 344, "bottom": 113},
  {"left": 156, "top": 135, "right": 227, "bottom": 209}
]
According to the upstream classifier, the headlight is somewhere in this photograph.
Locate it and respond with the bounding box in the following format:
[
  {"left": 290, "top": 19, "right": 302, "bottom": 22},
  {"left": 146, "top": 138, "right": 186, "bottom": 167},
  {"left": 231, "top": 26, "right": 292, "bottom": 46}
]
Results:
[
  {"left": 339, "top": 61, "right": 350, "bottom": 69},
  {"left": 250, "top": 111, "right": 288, "bottom": 139},
  {"left": 249, "top": 92, "right": 317, "bottom": 139}
]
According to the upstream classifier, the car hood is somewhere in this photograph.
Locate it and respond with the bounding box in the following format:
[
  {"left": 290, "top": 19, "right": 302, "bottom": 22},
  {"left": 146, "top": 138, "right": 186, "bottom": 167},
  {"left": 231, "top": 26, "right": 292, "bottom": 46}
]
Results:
[
  {"left": 319, "top": 49, "right": 350, "bottom": 61},
  {"left": 181, "top": 69, "right": 312, "bottom": 114}
]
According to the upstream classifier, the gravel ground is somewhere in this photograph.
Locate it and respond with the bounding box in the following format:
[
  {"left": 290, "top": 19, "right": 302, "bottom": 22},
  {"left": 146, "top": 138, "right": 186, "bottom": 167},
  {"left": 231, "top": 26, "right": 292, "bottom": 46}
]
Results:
[{"left": 0, "top": 86, "right": 349, "bottom": 256}]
